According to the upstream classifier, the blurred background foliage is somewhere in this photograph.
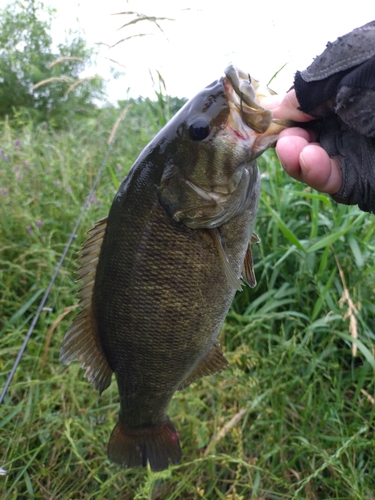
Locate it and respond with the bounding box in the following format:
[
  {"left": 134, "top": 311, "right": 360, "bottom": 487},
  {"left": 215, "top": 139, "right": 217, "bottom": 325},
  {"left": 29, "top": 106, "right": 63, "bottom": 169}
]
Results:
[{"left": 0, "top": 0, "right": 105, "bottom": 127}]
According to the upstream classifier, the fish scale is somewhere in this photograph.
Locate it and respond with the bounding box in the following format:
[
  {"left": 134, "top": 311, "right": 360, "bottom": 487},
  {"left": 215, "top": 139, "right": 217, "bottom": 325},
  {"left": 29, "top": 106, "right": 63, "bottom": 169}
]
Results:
[{"left": 60, "top": 65, "right": 291, "bottom": 471}]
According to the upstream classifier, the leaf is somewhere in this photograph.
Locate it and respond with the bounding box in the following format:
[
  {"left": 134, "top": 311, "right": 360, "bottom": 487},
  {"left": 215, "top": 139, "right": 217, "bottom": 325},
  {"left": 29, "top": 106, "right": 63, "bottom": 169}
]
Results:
[
  {"left": 5, "top": 289, "right": 44, "bottom": 327},
  {"left": 263, "top": 201, "right": 306, "bottom": 252},
  {"left": 307, "top": 213, "right": 367, "bottom": 253},
  {"left": 108, "top": 167, "right": 120, "bottom": 191},
  {"left": 334, "top": 332, "right": 375, "bottom": 370},
  {"left": 348, "top": 236, "right": 364, "bottom": 269}
]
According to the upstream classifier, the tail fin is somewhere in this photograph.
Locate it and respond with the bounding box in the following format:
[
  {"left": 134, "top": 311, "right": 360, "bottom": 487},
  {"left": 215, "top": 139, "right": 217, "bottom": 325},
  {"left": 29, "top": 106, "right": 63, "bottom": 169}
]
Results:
[{"left": 107, "top": 417, "right": 182, "bottom": 472}]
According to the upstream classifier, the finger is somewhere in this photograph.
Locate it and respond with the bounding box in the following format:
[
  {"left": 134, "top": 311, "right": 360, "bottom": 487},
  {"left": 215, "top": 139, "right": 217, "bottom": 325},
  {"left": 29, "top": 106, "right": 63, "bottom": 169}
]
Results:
[
  {"left": 276, "top": 138, "right": 342, "bottom": 194},
  {"left": 261, "top": 90, "right": 314, "bottom": 122},
  {"left": 276, "top": 90, "right": 313, "bottom": 122},
  {"left": 300, "top": 145, "right": 342, "bottom": 194},
  {"left": 258, "top": 94, "right": 282, "bottom": 110},
  {"left": 276, "top": 135, "right": 310, "bottom": 179},
  {"left": 279, "top": 127, "right": 316, "bottom": 143}
]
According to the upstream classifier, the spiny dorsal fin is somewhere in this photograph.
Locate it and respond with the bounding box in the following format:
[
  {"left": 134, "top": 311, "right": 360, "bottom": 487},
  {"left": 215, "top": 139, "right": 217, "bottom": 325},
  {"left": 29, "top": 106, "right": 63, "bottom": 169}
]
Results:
[
  {"left": 177, "top": 342, "right": 229, "bottom": 390},
  {"left": 211, "top": 229, "right": 242, "bottom": 291},
  {"left": 60, "top": 216, "right": 113, "bottom": 394},
  {"left": 242, "top": 232, "right": 260, "bottom": 288}
]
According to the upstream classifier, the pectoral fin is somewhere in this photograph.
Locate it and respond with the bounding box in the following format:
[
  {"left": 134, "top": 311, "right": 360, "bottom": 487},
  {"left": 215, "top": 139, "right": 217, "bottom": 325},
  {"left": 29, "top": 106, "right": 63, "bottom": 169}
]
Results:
[
  {"left": 251, "top": 232, "right": 260, "bottom": 244},
  {"left": 212, "top": 229, "right": 242, "bottom": 291},
  {"left": 242, "top": 232, "right": 260, "bottom": 288},
  {"left": 178, "top": 342, "right": 229, "bottom": 390},
  {"left": 60, "top": 216, "right": 113, "bottom": 394}
]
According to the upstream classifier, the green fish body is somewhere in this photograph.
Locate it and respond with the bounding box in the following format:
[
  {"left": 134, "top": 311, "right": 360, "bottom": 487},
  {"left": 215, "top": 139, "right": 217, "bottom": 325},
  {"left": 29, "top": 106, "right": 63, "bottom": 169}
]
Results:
[{"left": 60, "top": 66, "right": 287, "bottom": 471}]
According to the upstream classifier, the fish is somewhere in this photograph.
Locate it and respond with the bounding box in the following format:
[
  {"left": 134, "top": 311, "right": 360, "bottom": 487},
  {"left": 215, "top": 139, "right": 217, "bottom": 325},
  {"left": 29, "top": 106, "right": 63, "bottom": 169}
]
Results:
[{"left": 60, "top": 65, "right": 289, "bottom": 472}]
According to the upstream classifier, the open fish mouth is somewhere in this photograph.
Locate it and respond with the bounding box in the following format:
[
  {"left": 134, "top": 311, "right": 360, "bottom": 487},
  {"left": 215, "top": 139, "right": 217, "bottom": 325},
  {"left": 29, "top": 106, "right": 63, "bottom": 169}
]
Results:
[{"left": 224, "top": 64, "right": 294, "bottom": 137}]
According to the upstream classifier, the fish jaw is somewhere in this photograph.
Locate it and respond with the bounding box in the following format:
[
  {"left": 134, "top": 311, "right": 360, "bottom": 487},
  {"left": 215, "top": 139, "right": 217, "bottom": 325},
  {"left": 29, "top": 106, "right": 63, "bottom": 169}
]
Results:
[{"left": 224, "top": 64, "right": 291, "bottom": 156}]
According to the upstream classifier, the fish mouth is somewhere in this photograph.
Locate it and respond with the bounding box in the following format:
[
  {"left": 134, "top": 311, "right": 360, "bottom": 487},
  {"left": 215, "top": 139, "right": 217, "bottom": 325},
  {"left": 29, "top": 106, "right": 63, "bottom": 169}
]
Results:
[{"left": 224, "top": 65, "right": 293, "bottom": 138}]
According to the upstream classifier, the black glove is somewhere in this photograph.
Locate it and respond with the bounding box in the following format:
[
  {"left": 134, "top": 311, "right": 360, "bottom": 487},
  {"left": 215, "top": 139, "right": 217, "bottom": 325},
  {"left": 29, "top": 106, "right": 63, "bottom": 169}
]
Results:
[{"left": 294, "top": 21, "right": 375, "bottom": 214}]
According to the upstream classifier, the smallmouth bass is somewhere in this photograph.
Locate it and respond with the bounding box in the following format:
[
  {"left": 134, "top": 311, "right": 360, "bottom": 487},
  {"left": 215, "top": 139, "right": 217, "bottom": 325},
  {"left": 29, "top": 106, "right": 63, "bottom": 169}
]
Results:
[{"left": 60, "top": 66, "right": 288, "bottom": 471}]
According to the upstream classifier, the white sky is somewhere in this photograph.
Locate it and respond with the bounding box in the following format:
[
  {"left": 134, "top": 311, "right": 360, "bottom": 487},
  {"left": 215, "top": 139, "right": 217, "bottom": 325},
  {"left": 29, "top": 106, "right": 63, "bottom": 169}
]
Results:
[{"left": 3, "top": 0, "right": 375, "bottom": 101}]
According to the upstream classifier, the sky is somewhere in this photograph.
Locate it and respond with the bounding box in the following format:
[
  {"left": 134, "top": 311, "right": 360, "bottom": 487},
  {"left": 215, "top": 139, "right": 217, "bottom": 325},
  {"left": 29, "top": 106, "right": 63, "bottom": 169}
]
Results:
[{"left": 3, "top": 0, "right": 375, "bottom": 102}]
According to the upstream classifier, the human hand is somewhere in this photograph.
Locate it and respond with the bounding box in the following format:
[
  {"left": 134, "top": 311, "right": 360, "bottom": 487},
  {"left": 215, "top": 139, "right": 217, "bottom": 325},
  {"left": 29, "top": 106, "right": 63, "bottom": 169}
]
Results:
[
  {"left": 261, "top": 90, "right": 342, "bottom": 195},
  {"left": 260, "top": 21, "right": 375, "bottom": 214}
]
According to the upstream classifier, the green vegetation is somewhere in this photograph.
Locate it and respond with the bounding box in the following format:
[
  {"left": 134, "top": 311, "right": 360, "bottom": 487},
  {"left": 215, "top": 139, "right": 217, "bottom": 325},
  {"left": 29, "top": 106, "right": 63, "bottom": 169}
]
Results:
[{"left": 1, "top": 97, "right": 375, "bottom": 499}]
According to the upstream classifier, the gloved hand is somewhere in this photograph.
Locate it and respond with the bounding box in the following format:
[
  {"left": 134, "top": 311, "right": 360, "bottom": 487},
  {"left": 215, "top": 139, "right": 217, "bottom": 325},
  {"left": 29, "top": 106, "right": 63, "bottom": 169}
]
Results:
[{"left": 294, "top": 21, "right": 375, "bottom": 213}]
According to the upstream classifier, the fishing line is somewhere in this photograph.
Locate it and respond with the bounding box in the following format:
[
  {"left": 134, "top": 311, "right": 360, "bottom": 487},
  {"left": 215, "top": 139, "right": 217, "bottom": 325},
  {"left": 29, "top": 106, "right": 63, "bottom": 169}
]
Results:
[{"left": 0, "top": 106, "right": 130, "bottom": 406}]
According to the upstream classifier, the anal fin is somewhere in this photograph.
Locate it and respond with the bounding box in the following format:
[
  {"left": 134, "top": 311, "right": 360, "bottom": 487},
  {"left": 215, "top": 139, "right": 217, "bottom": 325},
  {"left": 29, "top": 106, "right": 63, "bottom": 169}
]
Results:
[{"left": 178, "top": 342, "right": 229, "bottom": 390}]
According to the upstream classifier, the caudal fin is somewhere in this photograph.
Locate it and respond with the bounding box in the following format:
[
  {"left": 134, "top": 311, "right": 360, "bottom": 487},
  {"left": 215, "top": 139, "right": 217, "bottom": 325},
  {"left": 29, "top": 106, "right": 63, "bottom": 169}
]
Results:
[{"left": 107, "top": 417, "right": 182, "bottom": 472}]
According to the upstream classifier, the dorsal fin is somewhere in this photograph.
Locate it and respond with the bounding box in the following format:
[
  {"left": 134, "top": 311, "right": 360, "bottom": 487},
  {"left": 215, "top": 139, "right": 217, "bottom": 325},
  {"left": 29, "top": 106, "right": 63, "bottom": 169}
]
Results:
[
  {"left": 177, "top": 342, "right": 229, "bottom": 390},
  {"left": 242, "top": 232, "right": 260, "bottom": 288},
  {"left": 60, "top": 216, "right": 113, "bottom": 394}
]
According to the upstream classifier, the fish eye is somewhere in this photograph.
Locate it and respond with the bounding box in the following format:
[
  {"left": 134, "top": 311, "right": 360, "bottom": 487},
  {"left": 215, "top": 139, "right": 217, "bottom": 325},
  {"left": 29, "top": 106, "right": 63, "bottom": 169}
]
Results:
[{"left": 189, "top": 119, "right": 210, "bottom": 141}]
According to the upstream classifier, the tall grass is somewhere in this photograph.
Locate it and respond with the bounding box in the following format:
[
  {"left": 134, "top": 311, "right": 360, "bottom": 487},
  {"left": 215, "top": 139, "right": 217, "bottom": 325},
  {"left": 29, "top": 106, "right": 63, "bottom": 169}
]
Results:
[{"left": 1, "top": 101, "right": 375, "bottom": 499}]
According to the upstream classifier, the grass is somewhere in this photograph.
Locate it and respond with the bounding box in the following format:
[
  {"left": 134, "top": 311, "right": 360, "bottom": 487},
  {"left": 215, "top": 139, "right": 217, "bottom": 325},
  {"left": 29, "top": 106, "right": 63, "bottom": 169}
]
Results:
[{"left": 1, "top": 100, "right": 375, "bottom": 499}]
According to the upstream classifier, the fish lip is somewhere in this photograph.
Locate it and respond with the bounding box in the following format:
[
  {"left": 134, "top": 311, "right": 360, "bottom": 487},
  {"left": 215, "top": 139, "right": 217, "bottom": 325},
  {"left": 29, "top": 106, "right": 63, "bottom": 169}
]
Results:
[
  {"left": 224, "top": 65, "right": 274, "bottom": 134},
  {"left": 223, "top": 64, "right": 293, "bottom": 141}
]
